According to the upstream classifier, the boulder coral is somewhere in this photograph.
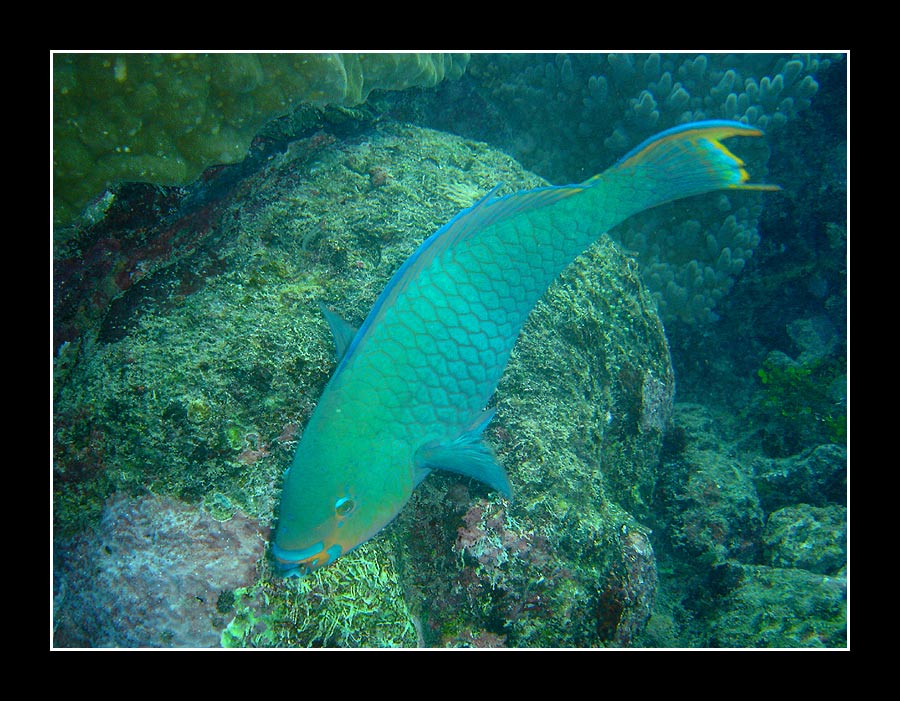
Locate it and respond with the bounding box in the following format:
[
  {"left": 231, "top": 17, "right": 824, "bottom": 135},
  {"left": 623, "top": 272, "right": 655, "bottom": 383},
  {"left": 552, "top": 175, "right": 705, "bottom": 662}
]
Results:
[{"left": 53, "top": 53, "right": 469, "bottom": 227}]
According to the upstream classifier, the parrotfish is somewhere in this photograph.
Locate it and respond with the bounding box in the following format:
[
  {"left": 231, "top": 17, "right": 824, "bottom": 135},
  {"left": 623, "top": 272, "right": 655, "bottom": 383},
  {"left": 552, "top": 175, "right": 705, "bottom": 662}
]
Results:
[{"left": 272, "top": 120, "right": 777, "bottom": 576}]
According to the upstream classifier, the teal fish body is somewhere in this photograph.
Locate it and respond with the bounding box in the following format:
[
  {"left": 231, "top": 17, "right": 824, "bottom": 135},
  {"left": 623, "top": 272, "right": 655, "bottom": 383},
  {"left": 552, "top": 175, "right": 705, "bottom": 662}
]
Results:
[{"left": 272, "top": 120, "right": 777, "bottom": 575}]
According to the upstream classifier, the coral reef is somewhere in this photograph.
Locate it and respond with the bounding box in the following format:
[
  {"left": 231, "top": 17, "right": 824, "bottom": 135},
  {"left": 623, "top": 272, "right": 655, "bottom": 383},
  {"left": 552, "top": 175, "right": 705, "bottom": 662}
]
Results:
[
  {"left": 53, "top": 120, "right": 674, "bottom": 646},
  {"left": 53, "top": 53, "right": 469, "bottom": 227},
  {"left": 647, "top": 402, "right": 846, "bottom": 647},
  {"left": 457, "top": 53, "right": 841, "bottom": 323},
  {"left": 52, "top": 55, "right": 847, "bottom": 646},
  {"left": 53, "top": 494, "right": 266, "bottom": 647}
]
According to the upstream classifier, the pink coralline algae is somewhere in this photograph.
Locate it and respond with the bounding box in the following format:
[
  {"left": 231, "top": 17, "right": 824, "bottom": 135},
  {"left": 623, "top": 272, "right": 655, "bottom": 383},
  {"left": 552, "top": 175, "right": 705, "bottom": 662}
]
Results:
[
  {"left": 446, "top": 628, "right": 508, "bottom": 648},
  {"left": 454, "top": 499, "right": 550, "bottom": 576},
  {"left": 53, "top": 493, "right": 266, "bottom": 648},
  {"left": 236, "top": 432, "right": 270, "bottom": 465}
]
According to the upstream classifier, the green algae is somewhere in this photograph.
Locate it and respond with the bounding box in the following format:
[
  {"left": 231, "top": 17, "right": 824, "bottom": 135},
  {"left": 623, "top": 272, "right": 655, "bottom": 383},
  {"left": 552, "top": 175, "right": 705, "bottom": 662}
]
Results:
[
  {"left": 222, "top": 543, "right": 418, "bottom": 648},
  {"left": 756, "top": 351, "right": 846, "bottom": 449}
]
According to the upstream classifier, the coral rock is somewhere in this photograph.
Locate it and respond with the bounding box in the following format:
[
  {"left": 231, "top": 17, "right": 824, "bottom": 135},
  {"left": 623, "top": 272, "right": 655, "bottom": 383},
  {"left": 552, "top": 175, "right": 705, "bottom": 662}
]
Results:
[{"left": 53, "top": 494, "right": 266, "bottom": 647}]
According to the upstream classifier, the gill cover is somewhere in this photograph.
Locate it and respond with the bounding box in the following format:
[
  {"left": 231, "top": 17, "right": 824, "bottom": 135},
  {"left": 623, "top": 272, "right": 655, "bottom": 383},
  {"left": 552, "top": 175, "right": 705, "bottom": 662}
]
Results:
[{"left": 271, "top": 492, "right": 357, "bottom": 576}]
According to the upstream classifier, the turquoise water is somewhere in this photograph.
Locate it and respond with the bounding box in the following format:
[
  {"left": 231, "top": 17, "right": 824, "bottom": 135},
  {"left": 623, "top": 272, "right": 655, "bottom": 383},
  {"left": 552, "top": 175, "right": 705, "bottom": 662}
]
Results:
[{"left": 52, "top": 53, "right": 847, "bottom": 648}]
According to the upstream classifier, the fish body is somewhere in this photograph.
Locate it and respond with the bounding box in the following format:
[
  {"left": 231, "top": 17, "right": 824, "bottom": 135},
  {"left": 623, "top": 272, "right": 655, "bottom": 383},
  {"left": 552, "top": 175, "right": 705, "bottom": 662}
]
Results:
[{"left": 272, "top": 120, "right": 777, "bottom": 576}]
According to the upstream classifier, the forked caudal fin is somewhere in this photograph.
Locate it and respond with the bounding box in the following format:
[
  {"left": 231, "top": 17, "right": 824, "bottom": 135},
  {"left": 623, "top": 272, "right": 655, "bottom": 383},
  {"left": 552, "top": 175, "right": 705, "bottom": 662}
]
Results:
[{"left": 587, "top": 120, "right": 780, "bottom": 211}]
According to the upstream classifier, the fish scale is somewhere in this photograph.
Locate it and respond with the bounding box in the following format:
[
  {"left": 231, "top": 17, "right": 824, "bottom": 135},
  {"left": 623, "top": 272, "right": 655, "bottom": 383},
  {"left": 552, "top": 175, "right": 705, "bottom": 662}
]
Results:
[{"left": 272, "top": 120, "right": 778, "bottom": 576}]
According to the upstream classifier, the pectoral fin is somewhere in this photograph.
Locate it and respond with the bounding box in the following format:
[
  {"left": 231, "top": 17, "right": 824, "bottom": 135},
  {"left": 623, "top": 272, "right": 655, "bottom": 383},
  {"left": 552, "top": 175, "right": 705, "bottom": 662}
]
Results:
[{"left": 414, "top": 409, "right": 513, "bottom": 499}]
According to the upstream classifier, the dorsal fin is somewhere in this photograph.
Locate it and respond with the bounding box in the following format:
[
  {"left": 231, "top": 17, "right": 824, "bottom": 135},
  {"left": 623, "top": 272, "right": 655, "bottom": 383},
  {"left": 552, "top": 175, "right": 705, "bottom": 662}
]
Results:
[{"left": 318, "top": 302, "right": 358, "bottom": 362}]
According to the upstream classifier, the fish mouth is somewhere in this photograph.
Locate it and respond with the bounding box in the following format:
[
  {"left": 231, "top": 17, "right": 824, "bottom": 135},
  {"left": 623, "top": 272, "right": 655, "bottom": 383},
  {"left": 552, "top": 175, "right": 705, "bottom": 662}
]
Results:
[{"left": 272, "top": 540, "right": 343, "bottom": 577}]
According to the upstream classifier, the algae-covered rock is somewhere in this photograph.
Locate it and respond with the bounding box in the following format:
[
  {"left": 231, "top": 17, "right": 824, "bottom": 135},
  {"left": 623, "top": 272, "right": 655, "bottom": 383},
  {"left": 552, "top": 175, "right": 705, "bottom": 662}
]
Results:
[
  {"left": 753, "top": 443, "right": 847, "bottom": 511},
  {"left": 762, "top": 504, "right": 846, "bottom": 575},
  {"left": 654, "top": 403, "right": 765, "bottom": 566},
  {"left": 53, "top": 53, "right": 469, "bottom": 228},
  {"left": 53, "top": 120, "right": 672, "bottom": 646},
  {"left": 707, "top": 563, "right": 846, "bottom": 647},
  {"left": 641, "top": 401, "right": 847, "bottom": 648}
]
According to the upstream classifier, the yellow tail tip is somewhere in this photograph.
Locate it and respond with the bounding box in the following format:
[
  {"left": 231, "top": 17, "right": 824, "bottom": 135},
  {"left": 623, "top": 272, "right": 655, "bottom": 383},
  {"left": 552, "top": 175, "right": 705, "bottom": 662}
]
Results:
[{"left": 615, "top": 119, "right": 780, "bottom": 193}]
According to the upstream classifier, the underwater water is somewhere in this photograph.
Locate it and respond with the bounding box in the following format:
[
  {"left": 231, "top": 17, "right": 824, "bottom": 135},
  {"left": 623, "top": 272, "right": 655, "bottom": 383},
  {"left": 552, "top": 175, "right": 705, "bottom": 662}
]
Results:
[{"left": 52, "top": 53, "right": 848, "bottom": 648}]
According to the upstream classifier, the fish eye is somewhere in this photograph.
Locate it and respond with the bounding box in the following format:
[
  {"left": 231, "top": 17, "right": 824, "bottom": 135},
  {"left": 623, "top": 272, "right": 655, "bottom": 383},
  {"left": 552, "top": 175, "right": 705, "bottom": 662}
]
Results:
[{"left": 335, "top": 496, "right": 356, "bottom": 517}]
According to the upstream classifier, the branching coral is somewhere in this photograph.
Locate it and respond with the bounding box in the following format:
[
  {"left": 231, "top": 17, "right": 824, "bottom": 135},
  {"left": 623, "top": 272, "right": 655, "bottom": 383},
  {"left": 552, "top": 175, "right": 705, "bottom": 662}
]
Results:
[
  {"left": 467, "top": 53, "right": 841, "bottom": 323},
  {"left": 472, "top": 53, "right": 835, "bottom": 182},
  {"left": 616, "top": 201, "right": 764, "bottom": 323}
]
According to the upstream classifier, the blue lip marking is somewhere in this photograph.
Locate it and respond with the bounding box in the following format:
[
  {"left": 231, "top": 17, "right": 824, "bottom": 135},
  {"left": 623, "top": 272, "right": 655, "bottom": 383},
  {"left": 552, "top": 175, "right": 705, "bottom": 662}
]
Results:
[
  {"left": 272, "top": 540, "right": 324, "bottom": 564},
  {"left": 270, "top": 540, "right": 344, "bottom": 577},
  {"left": 325, "top": 544, "right": 343, "bottom": 563}
]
